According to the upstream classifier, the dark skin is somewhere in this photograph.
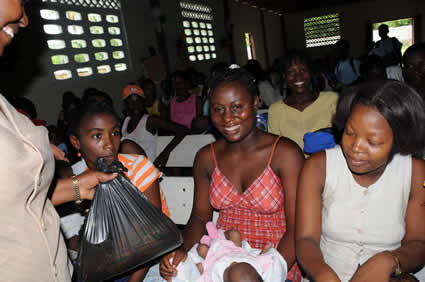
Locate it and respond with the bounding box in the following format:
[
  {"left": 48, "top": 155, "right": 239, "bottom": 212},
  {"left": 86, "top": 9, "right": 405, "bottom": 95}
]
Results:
[
  {"left": 159, "top": 81, "right": 304, "bottom": 280},
  {"left": 284, "top": 57, "right": 320, "bottom": 112},
  {"left": 142, "top": 80, "right": 169, "bottom": 120},
  {"left": 403, "top": 50, "right": 425, "bottom": 100},
  {"left": 296, "top": 105, "right": 425, "bottom": 281},
  {"left": 171, "top": 74, "right": 204, "bottom": 131},
  {"left": 124, "top": 94, "right": 189, "bottom": 169},
  {"left": 70, "top": 112, "right": 162, "bottom": 282}
]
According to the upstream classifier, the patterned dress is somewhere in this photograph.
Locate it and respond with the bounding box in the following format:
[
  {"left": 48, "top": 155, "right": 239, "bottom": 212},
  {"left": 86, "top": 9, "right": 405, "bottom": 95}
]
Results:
[{"left": 209, "top": 137, "right": 302, "bottom": 282}]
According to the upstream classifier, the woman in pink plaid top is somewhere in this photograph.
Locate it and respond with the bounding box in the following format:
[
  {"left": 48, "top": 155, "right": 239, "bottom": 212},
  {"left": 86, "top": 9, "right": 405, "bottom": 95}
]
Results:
[{"left": 160, "top": 67, "right": 305, "bottom": 281}]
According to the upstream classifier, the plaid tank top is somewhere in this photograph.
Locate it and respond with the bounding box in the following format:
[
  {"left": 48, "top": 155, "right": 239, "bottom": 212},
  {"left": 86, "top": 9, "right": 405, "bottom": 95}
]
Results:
[{"left": 209, "top": 137, "right": 301, "bottom": 281}]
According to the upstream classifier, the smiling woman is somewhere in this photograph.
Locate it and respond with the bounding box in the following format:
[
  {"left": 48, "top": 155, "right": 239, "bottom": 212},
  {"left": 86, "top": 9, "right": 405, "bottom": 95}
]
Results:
[
  {"left": 160, "top": 68, "right": 305, "bottom": 282},
  {"left": 268, "top": 49, "right": 339, "bottom": 153},
  {"left": 0, "top": 0, "right": 28, "bottom": 56}
]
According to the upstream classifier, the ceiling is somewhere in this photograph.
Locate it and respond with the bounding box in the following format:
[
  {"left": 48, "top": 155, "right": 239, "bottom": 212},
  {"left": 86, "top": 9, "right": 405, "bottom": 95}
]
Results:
[{"left": 233, "top": 0, "right": 368, "bottom": 15}]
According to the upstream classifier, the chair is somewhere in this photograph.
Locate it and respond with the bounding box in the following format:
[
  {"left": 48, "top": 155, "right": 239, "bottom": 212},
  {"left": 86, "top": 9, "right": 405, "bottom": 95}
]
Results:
[{"left": 158, "top": 134, "right": 219, "bottom": 225}]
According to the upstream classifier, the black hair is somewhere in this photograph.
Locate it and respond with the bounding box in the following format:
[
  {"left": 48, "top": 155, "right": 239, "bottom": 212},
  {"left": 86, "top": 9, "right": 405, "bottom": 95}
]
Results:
[
  {"left": 244, "top": 59, "right": 264, "bottom": 81},
  {"left": 81, "top": 88, "right": 113, "bottom": 108},
  {"left": 283, "top": 49, "right": 320, "bottom": 92},
  {"left": 402, "top": 42, "right": 425, "bottom": 65},
  {"left": 209, "top": 67, "right": 258, "bottom": 100},
  {"left": 333, "top": 80, "right": 425, "bottom": 158},
  {"left": 10, "top": 96, "right": 37, "bottom": 119},
  {"left": 68, "top": 100, "right": 118, "bottom": 137},
  {"left": 360, "top": 55, "right": 387, "bottom": 80}
]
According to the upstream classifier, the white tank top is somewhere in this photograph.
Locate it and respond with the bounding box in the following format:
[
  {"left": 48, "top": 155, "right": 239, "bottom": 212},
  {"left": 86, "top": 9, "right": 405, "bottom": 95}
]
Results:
[
  {"left": 121, "top": 114, "right": 157, "bottom": 161},
  {"left": 320, "top": 145, "right": 412, "bottom": 281}
]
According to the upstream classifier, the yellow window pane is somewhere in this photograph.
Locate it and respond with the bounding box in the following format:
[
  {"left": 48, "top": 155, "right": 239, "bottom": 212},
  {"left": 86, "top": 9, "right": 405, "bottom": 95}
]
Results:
[
  {"left": 95, "top": 52, "right": 109, "bottom": 61},
  {"left": 74, "top": 53, "right": 90, "bottom": 63},
  {"left": 88, "top": 13, "right": 102, "bottom": 22},
  {"left": 97, "top": 65, "right": 111, "bottom": 74},
  {"left": 66, "top": 11, "right": 82, "bottom": 21},
  {"left": 71, "top": 39, "right": 87, "bottom": 49},
  {"left": 54, "top": 70, "right": 72, "bottom": 80},
  {"left": 51, "top": 55, "right": 69, "bottom": 65},
  {"left": 77, "top": 67, "right": 93, "bottom": 77}
]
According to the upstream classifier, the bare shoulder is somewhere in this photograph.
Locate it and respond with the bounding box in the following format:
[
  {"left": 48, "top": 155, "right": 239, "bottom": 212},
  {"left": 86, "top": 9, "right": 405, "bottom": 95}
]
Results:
[
  {"left": 411, "top": 158, "right": 425, "bottom": 198},
  {"left": 274, "top": 135, "right": 304, "bottom": 160},
  {"left": 193, "top": 141, "right": 216, "bottom": 174}
]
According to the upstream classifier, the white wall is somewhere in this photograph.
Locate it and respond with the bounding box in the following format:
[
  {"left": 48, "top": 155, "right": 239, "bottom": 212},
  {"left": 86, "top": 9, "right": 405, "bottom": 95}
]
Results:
[{"left": 283, "top": 0, "right": 425, "bottom": 59}]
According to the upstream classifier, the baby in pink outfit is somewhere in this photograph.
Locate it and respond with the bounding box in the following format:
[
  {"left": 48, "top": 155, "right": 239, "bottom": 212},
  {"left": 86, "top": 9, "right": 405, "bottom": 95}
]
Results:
[{"left": 173, "top": 222, "right": 287, "bottom": 282}]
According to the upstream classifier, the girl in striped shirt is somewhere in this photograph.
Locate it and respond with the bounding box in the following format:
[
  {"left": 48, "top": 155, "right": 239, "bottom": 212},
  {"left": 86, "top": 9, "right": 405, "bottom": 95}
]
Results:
[{"left": 68, "top": 100, "right": 169, "bottom": 281}]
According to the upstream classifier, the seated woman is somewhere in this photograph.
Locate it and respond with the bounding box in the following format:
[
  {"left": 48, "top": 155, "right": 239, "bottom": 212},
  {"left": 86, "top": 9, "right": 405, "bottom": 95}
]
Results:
[
  {"left": 296, "top": 80, "right": 425, "bottom": 281},
  {"left": 268, "top": 49, "right": 338, "bottom": 154},
  {"left": 121, "top": 84, "right": 189, "bottom": 169},
  {"left": 65, "top": 100, "right": 169, "bottom": 281},
  {"left": 159, "top": 67, "right": 305, "bottom": 281}
]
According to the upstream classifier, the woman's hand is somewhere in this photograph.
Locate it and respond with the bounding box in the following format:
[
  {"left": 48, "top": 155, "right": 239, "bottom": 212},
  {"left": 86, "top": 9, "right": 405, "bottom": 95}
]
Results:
[
  {"left": 77, "top": 170, "right": 118, "bottom": 200},
  {"left": 159, "top": 249, "right": 188, "bottom": 281},
  {"left": 350, "top": 252, "right": 395, "bottom": 282},
  {"left": 50, "top": 144, "right": 69, "bottom": 163}
]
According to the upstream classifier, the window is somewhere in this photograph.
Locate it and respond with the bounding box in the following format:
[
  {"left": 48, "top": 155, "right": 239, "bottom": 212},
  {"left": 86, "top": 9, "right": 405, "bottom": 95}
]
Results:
[
  {"left": 372, "top": 18, "right": 414, "bottom": 55},
  {"left": 244, "top": 33, "right": 256, "bottom": 60},
  {"left": 304, "top": 13, "right": 341, "bottom": 48},
  {"left": 40, "top": 0, "right": 128, "bottom": 80},
  {"left": 180, "top": 1, "right": 216, "bottom": 62}
]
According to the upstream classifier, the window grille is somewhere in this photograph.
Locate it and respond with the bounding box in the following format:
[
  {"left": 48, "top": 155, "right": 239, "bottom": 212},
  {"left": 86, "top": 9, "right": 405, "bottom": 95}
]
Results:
[
  {"left": 180, "top": 1, "right": 216, "bottom": 62},
  {"left": 304, "top": 13, "right": 341, "bottom": 48},
  {"left": 40, "top": 0, "right": 128, "bottom": 80}
]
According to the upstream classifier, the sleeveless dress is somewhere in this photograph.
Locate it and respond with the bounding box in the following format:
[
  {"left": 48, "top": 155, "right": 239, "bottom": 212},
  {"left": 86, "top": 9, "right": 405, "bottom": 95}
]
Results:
[
  {"left": 209, "top": 137, "right": 302, "bottom": 282},
  {"left": 121, "top": 114, "right": 157, "bottom": 162},
  {"left": 314, "top": 146, "right": 412, "bottom": 281}
]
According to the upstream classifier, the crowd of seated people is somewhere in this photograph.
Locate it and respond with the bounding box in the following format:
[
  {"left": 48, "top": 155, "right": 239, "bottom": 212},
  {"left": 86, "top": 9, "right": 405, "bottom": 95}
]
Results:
[{"left": 1, "top": 3, "right": 424, "bottom": 281}]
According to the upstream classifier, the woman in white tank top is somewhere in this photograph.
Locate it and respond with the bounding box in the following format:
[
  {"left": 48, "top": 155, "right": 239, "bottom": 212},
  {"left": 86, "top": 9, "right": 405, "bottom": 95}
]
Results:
[{"left": 296, "top": 80, "right": 425, "bottom": 281}]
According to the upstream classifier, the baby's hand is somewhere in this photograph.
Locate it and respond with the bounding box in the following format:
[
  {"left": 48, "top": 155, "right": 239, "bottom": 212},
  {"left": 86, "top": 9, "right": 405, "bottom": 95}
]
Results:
[{"left": 260, "top": 242, "right": 273, "bottom": 255}]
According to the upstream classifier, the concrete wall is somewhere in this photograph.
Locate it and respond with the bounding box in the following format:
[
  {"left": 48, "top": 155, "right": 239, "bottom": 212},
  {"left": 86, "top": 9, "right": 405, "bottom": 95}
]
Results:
[
  {"left": 283, "top": 0, "right": 425, "bottom": 59},
  {"left": 230, "top": 1, "right": 284, "bottom": 69}
]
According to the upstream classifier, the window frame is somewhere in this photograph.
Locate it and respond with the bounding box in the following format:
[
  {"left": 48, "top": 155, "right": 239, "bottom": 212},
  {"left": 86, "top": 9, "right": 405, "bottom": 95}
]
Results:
[
  {"left": 40, "top": 0, "right": 130, "bottom": 80},
  {"left": 180, "top": 1, "right": 217, "bottom": 62},
  {"left": 304, "top": 13, "right": 341, "bottom": 48}
]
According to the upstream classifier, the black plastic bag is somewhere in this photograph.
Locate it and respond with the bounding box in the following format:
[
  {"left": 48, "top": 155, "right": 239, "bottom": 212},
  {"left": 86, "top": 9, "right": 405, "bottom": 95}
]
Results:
[{"left": 76, "top": 158, "right": 183, "bottom": 282}]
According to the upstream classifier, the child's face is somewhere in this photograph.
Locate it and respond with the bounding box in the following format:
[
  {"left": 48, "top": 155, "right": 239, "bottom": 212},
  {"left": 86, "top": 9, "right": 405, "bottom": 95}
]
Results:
[
  {"left": 342, "top": 104, "right": 393, "bottom": 175},
  {"left": 71, "top": 112, "right": 121, "bottom": 170}
]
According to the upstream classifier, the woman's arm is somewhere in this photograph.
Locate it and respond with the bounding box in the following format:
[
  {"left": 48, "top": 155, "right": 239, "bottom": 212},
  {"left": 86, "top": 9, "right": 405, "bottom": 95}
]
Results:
[
  {"left": 50, "top": 170, "right": 117, "bottom": 206},
  {"left": 274, "top": 139, "right": 304, "bottom": 269},
  {"left": 295, "top": 152, "right": 340, "bottom": 281},
  {"left": 147, "top": 115, "right": 190, "bottom": 169},
  {"left": 120, "top": 139, "right": 147, "bottom": 156},
  {"left": 351, "top": 158, "right": 425, "bottom": 281},
  {"left": 159, "top": 146, "right": 213, "bottom": 279}
]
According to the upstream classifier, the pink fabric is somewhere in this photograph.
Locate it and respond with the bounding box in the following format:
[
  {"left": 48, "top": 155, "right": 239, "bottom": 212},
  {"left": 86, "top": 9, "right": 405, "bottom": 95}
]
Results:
[
  {"left": 198, "top": 223, "right": 274, "bottom": 282},
  {"left": 170, "top": 94, "right": 197, "bottom": 129}
]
